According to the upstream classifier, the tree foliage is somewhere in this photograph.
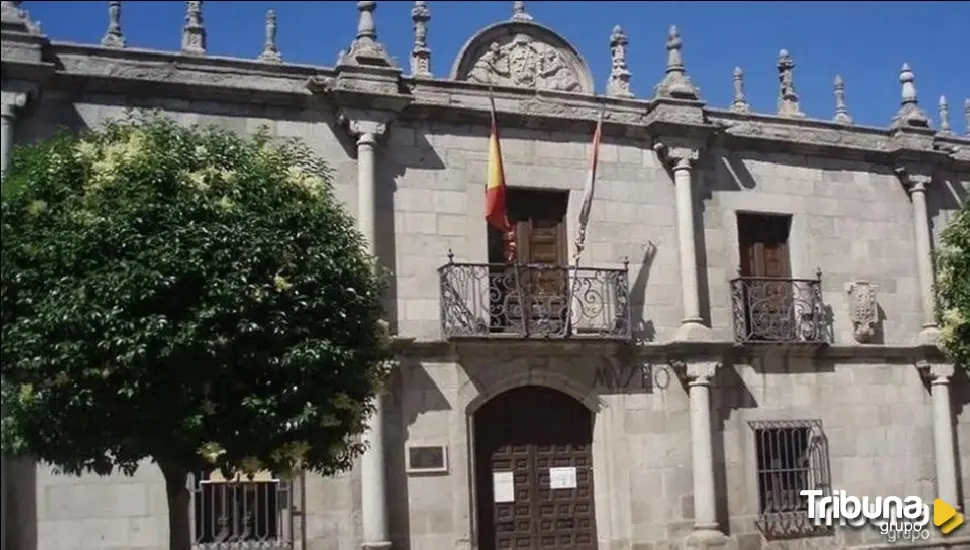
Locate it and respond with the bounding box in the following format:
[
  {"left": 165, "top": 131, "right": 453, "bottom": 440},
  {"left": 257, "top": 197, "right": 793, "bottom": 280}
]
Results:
[
  {"left": 937, "top": 201, "right": 970, "bottom": 373},
  {"left": 1, "top": 114, "right": 389, "bottom": 545}
]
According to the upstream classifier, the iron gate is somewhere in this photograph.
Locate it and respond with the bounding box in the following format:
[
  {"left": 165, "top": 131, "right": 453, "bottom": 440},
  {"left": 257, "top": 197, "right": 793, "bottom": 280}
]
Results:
[{"left": 191, "top": 471, "right": 302, "bottom": 549}]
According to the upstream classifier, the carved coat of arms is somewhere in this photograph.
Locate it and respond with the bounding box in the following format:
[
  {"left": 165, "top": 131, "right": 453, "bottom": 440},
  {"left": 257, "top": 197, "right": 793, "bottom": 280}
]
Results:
[{"left": 466, "top": 34, "right": 580, "bottom": 92}]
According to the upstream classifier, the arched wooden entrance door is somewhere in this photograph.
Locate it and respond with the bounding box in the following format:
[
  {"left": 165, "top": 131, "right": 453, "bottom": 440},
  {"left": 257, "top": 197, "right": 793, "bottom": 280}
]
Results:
[{"left": 473, "top": 385, "right": 597, "bottom": 549}]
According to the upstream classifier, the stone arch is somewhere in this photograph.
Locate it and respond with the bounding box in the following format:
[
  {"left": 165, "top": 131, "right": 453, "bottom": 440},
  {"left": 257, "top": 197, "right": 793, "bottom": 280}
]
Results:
[
  {"left": 462, "top": 368, "right": 605, "bottom": 415},
  {"left": 449, "top": 20, "right": 595, "bottom": 94}
]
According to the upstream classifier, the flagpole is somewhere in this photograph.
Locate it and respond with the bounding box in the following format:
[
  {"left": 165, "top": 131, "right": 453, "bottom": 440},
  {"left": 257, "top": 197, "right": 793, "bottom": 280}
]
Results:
[{"left": 565, "top": 102, "right": 606, "bottom": 337}]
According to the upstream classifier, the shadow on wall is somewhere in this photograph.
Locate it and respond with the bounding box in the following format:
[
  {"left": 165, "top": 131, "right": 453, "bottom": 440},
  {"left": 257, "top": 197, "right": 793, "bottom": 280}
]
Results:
[
  {"left": 376, "top": 127, "right": 445, "bottom": 335},
  {"left": 6, "top": 459, "right": 37, "bottom": 550},
  {"left": 385, "top": 357, "right": 451, "bottom": 550},
  {"left": 949, "top": 366, "right": 970, "bottom": 508},
  {"left": 628, "top": 242, "right": 657, "bottom": 344},
  {"left": 926, "top": 174, "right": 968, "bottom": 244},
  {"left": 710, "top": 362, "right": 758, "bottom": 536}
]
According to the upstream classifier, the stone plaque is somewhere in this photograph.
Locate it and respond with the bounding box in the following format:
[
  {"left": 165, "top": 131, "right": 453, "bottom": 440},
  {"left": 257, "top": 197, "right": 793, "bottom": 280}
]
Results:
[{"left": 406, "top": 445, "right": 447, "bottom": 473}]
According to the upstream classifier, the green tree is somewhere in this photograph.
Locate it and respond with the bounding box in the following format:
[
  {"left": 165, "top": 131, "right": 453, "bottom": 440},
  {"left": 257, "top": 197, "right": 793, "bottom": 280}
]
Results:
[
  {"left": 937, "top": 202, "right": 970, "bottom": 373},
  {"left": 0, "top": 115, "right": 389, "bottom": 549}
]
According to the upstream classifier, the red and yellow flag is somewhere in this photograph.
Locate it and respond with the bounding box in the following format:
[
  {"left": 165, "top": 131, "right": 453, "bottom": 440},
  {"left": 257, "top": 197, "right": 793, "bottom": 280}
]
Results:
[{"left": 485, "top": 96, "right": 509, "bottom": 233}]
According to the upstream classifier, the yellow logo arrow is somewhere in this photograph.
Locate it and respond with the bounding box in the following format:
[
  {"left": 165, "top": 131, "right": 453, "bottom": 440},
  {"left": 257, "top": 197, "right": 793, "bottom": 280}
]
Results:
[{"left": 934, "top": 499, "right": 964, "bottom": 535}]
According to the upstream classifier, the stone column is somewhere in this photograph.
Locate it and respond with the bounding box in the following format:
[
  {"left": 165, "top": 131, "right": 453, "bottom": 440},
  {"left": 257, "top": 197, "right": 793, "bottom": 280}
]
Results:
[
  {"left": 1, "top": 91, "right": 28, "bottom": 179},
  {"left": 0, "top": 89, "right": 27, "bottom": 550},
  {"left": 348, "top": 118, "right": 391, "bottom": 550},
  {"left": 925, "top": 362, "right": 960, "bottom": 509},
  {"left": 662, "top": 145, "right": 710, "bottom": 341},
  {"left": 904, "top": 173, "right": 936, "bottom": 330},
  {"left": 683, "top": 361, "right": 726, "bottom": 549}
]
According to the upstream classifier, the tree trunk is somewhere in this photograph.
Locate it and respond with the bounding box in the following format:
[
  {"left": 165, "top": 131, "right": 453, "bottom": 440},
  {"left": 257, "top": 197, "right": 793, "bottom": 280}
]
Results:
[{"left": 159, "top": 461, "right": 192, "bottom": 550}]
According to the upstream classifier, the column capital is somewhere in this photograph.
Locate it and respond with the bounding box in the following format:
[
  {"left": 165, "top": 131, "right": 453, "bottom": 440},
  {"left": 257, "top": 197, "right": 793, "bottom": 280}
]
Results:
[
  {"left": 893, "top": 164, "right": 932, "bottom": 194},
  {"left": 917, "top": 361, "right": 955, "bottom": 384},
  {"left": 0, "top": 90, "right": 29, "bottom": 119},
  {"left": 653, "top": 139, "right": 701, "bottom": 170},
  {"left": 338, "top": 108, "right": 395, "bottom": 141},
  {"left": 672, "top": 360, "right": 719, "bottom": 386}
]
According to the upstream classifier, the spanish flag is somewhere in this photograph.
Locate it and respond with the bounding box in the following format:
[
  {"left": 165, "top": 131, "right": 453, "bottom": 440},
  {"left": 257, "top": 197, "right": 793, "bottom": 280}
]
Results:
[{"left": 485, "top": 95, "right": 509, "bottom": 233}]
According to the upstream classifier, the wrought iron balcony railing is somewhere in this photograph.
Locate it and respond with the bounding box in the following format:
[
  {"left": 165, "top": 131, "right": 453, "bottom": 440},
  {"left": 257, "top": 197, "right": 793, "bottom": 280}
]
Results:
[
  {"left": 438, "top": 256, "right": 631, "bottom": 340},
  {"left": 729, "top": 272, "right": 828, "bottom": 345}
]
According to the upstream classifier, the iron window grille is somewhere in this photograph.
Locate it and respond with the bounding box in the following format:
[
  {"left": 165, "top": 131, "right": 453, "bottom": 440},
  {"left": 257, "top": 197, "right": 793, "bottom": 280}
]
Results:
[{"left": 749, "top": 419, "right": 832, "bottom": 540}]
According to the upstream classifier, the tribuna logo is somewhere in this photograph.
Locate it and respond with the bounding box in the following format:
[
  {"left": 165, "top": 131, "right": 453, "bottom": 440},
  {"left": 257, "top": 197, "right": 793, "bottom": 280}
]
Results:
[{"left": 802, "top": 489, "right": 932, "bottom": 542}]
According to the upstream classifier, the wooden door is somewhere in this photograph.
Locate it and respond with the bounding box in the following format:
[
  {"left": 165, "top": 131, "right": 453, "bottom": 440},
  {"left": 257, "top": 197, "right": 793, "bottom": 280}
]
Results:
[
  {"left": 474, "top": 386, "right": 597, "bottom": 550},
  {"left": 737, "top": 214, "right": 794, "bottom": 341}
]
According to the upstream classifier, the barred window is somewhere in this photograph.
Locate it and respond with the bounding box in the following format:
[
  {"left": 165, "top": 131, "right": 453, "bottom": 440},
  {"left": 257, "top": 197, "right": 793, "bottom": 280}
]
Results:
[
  {"left": 749, "top": 420, "right": 830, "bottom": 517},
  {"left": 193, "top": 470, "right": 293, "bottom": 546}
]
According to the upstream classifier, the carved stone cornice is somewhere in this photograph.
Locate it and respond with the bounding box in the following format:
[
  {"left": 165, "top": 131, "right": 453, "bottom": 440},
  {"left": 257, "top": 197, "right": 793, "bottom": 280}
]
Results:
[{"left": 5, "top": 40, "right": 968, "bottom": 175}]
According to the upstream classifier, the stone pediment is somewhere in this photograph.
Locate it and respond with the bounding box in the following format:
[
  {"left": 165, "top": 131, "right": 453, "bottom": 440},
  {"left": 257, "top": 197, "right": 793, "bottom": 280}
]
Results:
[{"left": 450, "top": 21, "right": 594, "bottom": 94}]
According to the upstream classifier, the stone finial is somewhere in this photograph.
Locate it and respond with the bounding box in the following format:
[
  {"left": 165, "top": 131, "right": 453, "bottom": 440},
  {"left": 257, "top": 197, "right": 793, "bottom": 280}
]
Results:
[
  {"left": 181, "top": 1, "right": 206, "bottom": 56},
  {"left": 606, "top": 25, "right": 633, "bottom": 98},
  {"left": 511, "top": 1, "right": 532, "bottom": 22},
  {"left": 654, "top": 25, "right": 698, "bottom": 100},
  {"left": 409, "top": 1, "right": 431, "bottom": 78},
  {"left": 892, "top": 63, "right": 929, "bottom": 128},
  {"left": 339, "top": 0, "right": 393, "bottom": 67},
  {"left": 833, "top": 74, "right": 853, "bottom": 125},
  {"left": 730, "top": 66, "right": 749, "bottom": 113},
  {"left": 101, "top": 1, "right": 126, "bottom": 48},
  {"left": 965, "top": 98, "right": 970, "bottom": 137},
  {"left": 776, "top": 49, "right": 803, "bottom": 118},
  {"left": 937, "top": 96, "right": 952, "bottom": 135},
  {"left": 1, "top": 0, "right": 40, "bottom": 34},
  {"left": 258, "top": 9, "right": 281, "bottom": 63}
]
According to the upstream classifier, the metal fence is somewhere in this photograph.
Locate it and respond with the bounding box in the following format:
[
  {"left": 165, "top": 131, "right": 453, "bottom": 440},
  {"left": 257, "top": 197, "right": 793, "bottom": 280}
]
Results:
[
  {"left": 729, "top": 274, "right": 827, "bottom": 344},
  {"left": 192, "top": 472, "right": 297, "bottom": 549},
  {"left": 438, "top": 260, "right": 631, "bottom": 340}
]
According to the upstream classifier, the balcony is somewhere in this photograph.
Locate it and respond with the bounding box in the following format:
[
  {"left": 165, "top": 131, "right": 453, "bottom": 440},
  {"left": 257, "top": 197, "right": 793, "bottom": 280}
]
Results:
[
  {"left": 729, "top": 273, "right": 828, "bottom": 345},
  {"left": 438, "top": 258, "right": 631, "bottom": 340}
]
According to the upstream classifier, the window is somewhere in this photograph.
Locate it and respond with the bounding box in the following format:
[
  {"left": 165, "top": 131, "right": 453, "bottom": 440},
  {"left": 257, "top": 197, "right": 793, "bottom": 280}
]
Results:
[
  {"left": 193, "top": 470, "right": 292, "bottom": 545},
  {"left": 749, "top": 419, "right": 830, "bottom": 518}
]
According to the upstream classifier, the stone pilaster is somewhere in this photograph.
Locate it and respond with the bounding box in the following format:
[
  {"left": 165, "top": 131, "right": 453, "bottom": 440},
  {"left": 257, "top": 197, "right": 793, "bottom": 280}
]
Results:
[
  {"left": 918, "top": 361, "right": 960, "bottom": 510},
  {"left": 654, "top": 141, "right": 710, "bottom": 341},
  {"left": 678, "top": 361, "right": 727, "bottom": 550},
  {"left": 1, "top": 89, "right": 29, "bottom": 178},
  {"left": 894, "top": 166, "right": 939, "bottom": 345}
]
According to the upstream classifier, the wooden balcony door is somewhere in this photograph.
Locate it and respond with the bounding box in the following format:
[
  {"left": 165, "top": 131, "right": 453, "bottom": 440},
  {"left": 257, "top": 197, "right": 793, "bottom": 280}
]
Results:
[
  {"left": 488, "top": 189, "right": 569, "bottom": 335},
  {"left": 737, "top": 213, "right": 795, "bottom": 341}
]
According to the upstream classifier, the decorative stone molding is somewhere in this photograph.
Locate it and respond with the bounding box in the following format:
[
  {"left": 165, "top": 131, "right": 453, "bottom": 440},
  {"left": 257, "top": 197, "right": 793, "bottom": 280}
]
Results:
[
  {"left": 845, "top": 280, "right": 878, "bottom": 343},
  {"left": 450, "top": 19, "right": 594, "bottom": 94}
]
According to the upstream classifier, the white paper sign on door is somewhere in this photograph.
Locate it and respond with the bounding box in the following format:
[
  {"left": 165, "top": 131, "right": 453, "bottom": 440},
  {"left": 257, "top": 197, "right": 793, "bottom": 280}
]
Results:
[
  {"left": 493, "top": 471, "right": 514, "bottom": 503},
  {"left": 549, "top": 467, "right": 577, "bottom": 489}
]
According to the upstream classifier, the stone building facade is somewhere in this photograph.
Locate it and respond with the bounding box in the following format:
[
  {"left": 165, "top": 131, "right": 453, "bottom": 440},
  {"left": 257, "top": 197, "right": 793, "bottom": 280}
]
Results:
[{"left": 2, "top": 1, "right": 970, "bottom": 550}]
